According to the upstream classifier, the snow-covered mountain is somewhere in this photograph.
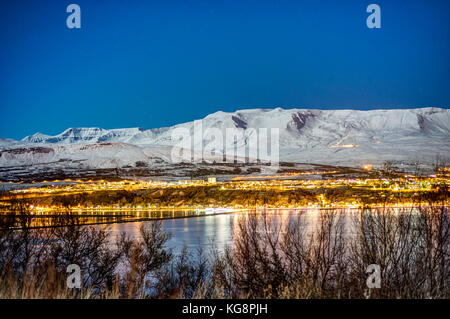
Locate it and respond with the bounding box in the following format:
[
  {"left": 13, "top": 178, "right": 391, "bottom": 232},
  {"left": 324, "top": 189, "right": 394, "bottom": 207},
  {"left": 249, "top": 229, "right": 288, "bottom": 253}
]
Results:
[
  {"left": 1, "top": 107, "right": 449, "bottom": 175},
  {"left": 22, "top": 127, "right": 147, "bottom": 144}
]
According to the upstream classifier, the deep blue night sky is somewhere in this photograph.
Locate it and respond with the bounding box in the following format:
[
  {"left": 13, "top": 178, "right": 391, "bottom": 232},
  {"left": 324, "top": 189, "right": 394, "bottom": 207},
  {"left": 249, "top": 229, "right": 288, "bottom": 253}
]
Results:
[{"left": 1, "top": 0, "right": 449, "bottom": 139}]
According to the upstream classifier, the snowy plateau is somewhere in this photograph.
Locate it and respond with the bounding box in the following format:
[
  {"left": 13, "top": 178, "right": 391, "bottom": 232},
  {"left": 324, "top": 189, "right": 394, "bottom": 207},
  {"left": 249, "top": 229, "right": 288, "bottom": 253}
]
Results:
[{"left": 0, "top": 107, "right": 449, "bottom": 181}]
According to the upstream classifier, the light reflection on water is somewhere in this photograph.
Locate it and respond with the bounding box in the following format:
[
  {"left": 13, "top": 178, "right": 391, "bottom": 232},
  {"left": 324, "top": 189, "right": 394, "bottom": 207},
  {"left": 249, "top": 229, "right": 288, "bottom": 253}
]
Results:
[
  {"left": 3, "top": 210, "right": 220, "bottom": 229},
  {"left": 22, "top": 207, "right": 422, "bottom": 255},
  {"left": 101, "top": 208, "right": 361, "bottom": 254},
  {"left": 106, "top": 213, "right": 236, "bottom": 254}
]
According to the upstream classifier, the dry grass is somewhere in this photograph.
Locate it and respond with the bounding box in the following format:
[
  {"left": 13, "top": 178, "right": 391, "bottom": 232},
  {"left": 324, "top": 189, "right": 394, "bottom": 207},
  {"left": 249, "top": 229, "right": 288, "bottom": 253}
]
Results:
[{"left": 0, "top": 193, "right": 449, "bottom": 299}]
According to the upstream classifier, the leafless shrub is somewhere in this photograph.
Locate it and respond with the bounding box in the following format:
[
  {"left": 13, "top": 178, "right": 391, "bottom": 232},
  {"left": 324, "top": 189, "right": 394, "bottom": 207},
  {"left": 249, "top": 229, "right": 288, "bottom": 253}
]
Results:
[
  {"left": 209, "top": 211, "right": 349, "bottom": 298},
  {"left": 209, "top": 206, "right": 449, "bottom": 299},
  {"left": 349, "top": 206, "right": 449, "bottom": 298},
  {"left": 121, "top": 222, "right": 172, "bottom": 298},
  {"left": 153, "top": 246, "right": 209, "bottom": 298},
  {"left": 0, "top": 195, "right": 448, "bottom": 299}
]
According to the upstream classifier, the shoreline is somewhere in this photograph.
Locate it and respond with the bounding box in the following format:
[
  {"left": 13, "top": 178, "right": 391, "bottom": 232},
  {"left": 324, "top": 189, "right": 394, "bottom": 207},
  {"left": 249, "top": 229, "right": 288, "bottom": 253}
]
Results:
[{"left": 1, "top": 205, "right": 447, "bottom": 230}]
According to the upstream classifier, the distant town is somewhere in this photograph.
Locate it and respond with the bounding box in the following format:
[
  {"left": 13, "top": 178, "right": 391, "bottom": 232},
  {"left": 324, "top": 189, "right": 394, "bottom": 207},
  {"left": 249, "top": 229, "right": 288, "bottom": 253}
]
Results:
[{"left": 1, "top": 165, "right": 448, "bottom": 219}]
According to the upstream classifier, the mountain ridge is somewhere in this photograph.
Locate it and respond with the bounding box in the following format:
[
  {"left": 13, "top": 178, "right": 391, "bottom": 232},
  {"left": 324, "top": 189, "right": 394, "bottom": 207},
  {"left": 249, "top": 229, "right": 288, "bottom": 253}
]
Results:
[
  {"left": 0, "top": 107, "right": 449, "bottom": 173},
  {"left": 10, "top": 107, "right": 450, "bottom": 145}
]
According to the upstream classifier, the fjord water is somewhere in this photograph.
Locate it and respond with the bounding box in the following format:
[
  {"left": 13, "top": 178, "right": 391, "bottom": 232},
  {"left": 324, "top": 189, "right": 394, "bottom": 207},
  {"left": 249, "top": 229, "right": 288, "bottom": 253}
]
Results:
[
  {"left": 103, "top": 209, "right": 359, "bottom": 254},
  {"left": 106, "top": 212, "right": 236, "bottom": 253}
]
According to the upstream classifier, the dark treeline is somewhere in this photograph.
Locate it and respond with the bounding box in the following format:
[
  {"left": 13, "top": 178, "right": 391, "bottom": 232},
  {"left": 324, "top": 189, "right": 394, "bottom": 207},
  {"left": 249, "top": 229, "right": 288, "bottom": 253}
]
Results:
[{"left": 0, "top": 197, "right": 449, "bottom": 298}]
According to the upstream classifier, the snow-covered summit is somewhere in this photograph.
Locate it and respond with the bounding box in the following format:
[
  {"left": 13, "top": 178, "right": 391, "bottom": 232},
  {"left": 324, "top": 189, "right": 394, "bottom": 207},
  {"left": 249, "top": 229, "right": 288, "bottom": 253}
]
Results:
[
  {"left": 1, "top": 107, "right": 449, "bottom": 169},
  {"left": 21, "top": 127, "right": 146, "bottom": 144},
  {"left": 16, "top": 107, "right": 450, "bottom": 146}
]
